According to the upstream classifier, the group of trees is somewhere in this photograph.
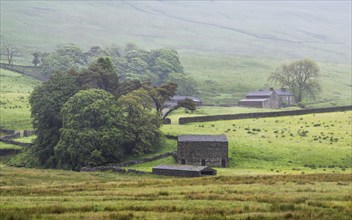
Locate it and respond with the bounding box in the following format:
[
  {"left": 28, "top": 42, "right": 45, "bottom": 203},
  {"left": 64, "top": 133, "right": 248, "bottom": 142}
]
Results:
[
  {"left": 29, "top": 57, "right": 194, "bottom": 170},
  {"left": 33, "top": 43, "right": 199, "bottom": 96}
]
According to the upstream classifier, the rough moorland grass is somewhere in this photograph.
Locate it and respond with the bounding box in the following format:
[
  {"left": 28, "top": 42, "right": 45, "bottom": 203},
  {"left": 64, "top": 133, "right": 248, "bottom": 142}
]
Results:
[
  {"left": 0, "top": 165, "right": 351, "bottom": 220},
  {"left": 0, "top": 68, "right": 40, "bottom": 130},
  {"left": 162, "top": 111, "right": 352, "bottom": 173}
]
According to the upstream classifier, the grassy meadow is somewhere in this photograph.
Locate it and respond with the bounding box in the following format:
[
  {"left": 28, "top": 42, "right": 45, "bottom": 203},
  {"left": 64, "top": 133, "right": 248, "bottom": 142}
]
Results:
[
  {"left": 0, "top": 68, "right": 40, "bottom": 130},
  {"left": 0, "top": 165, "right": 351, "bottom": 220}
]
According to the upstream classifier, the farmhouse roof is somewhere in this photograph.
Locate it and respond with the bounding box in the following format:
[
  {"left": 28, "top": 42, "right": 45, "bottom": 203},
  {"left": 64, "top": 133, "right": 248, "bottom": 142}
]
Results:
[
  {"left": 178, "top": 134, "right": 228, "bottom": 142},
  {"left": 153, "top": 164, "right": 215, "bottom": 172},
  {"left": 246, "top": 90, "right": 274, "bottom": 97},
  {"left": 275, "top": 89, "right": 294, "bottom": 96},
  {"left": 171, "top": 95, "right": 202, "bottom": 102}
]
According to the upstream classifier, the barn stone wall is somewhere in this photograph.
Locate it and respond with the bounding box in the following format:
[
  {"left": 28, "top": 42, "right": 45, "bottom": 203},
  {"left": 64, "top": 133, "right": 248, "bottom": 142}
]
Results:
[{"left": 177, "top": 141, "right": 228, "bottom": 167}]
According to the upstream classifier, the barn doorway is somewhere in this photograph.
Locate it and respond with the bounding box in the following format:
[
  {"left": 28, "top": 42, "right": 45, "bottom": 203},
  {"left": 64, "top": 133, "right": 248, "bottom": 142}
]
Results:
[{"left": 221, "top": 159, "right": 226, "bottom": 167}]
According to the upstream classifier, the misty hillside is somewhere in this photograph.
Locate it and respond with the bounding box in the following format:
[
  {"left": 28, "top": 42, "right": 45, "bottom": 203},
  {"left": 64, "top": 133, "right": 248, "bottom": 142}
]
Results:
[{"left": 1, "top": 1, "right": 351, "bottom": 63}]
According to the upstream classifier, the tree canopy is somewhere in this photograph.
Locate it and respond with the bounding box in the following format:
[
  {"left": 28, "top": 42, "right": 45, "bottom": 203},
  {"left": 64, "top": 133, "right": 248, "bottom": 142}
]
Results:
[
  {"left": 37, "top": 43, "right": 198, "bottom": 96},
  {"left": 269, "top": 59, "right": 321, "bottom": 103},
  {"left": 55, "top": 89, "right": 125, "bottom": 170},
  {"left": 40, "top": 44, "right": 87, "bottom": 78},
  {"left": 29, "top": 72, "right": 79, "bottom": 167},
  {"left": 28, "top": 57, "right": 174, "bottom": 170},
  {"left": 76, "top": 57, "right": 119, "bottom": 93}
]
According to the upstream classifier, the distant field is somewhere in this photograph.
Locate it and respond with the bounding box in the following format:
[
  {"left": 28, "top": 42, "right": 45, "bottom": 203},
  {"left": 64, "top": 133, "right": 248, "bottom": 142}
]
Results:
[
  {"left": 0, "top": 68, "right": 41, "bottom": 130},
  {"left": 181, "top": 55, "right": 352, "bottom": 106},
  {"left": 0, "top": 165, "right": 351, "bottom": 220}
]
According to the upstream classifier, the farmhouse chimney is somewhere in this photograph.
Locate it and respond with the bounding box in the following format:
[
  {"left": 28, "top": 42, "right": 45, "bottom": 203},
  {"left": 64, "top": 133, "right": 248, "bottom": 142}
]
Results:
[
  {"left": 269, "top": 87, "right": 274, "bottom": 91},
  {"left": 281, "top": 87, "right": 286, "bottom": 91}
]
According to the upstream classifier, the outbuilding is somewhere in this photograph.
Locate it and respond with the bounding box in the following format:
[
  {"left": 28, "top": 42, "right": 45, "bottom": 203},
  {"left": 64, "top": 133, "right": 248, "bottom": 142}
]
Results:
[
  {"left": 152, "top": 164, "right": 217, "bottom": 177},
  {"left": 177, "top": 134, "right": 228, "bottom": 167}
]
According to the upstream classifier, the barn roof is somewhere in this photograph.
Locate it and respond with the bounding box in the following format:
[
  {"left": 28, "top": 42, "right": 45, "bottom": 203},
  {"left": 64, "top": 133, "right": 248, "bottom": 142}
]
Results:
[
  {"left": 178, "top": 134, "right": 228, "bottom": 142},
  {"left": 171, "top": 95, "right": 202, "bottom": 102},
  {"left": 275, "top": 89, "right": 294, "bottom": 96},
  {"left": 239, "top": 98, "right": 268, "bottom": 102},
  {"left": 153, "top": 164, "right": 215, "bottom": 172}
]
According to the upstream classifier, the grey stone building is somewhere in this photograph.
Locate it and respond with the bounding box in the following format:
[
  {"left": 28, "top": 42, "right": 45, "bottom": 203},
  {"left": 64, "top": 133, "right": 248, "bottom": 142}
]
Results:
[
  {"left": 152, "top": 164, "right": 217, "bottom": 177},
  {"left": 275, "top": 88, "right": 295, "bottom": 106},
  {"left": 177, "top": 135, "right": 228, "bottom": 167},
  {"left": 238, "top": 87, "right": 280, "bottom": 108}
]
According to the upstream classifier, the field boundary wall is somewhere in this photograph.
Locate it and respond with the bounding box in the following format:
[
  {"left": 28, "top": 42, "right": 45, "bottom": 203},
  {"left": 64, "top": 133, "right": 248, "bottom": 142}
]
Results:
[{"left": 179, "top": 105, "right": 352, "bottom": 124}]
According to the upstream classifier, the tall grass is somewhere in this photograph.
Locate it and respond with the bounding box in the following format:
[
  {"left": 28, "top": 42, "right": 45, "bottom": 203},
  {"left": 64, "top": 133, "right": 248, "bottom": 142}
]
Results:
[{"left": 0, "top": 165, "right": 351, "bottom": 219}]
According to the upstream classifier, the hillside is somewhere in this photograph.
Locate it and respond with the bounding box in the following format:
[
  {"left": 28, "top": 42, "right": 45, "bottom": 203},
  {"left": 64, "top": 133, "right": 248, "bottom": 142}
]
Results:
[
  {"left": 1, "top": 1, "right": 351, "bottom": 63},
  {"left": 181, "top": 55, "right": 352, "bottom": 106}
]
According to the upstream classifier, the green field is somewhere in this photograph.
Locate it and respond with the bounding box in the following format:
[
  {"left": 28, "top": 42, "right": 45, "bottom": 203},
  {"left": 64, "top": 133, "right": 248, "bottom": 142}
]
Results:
[
  {"left": 0, "top": 68, "right": 41, "bottom": 130},
  {"left": 0, "top": 142, "right": 23, "bottom": 150},
  {"left": 159, "top": 111, "right": 352, "bottom": 174}
]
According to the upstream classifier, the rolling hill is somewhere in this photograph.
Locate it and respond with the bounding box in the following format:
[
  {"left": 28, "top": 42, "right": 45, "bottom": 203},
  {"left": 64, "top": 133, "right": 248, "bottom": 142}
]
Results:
[
  {"left": 1, "top": 1, "right": 351, "bottom": 63},
  {"left": 0, "top": 1, "right": 351, "bottom": 106}
]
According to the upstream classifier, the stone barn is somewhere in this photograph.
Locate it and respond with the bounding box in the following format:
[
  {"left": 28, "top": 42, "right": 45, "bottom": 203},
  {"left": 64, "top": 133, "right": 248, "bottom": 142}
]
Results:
[
  {"left": 152, "top": 164, "right": 217, "bottom": 177},
  {"left": 177, "top": 135, "right": 228, "bottom": 167}
]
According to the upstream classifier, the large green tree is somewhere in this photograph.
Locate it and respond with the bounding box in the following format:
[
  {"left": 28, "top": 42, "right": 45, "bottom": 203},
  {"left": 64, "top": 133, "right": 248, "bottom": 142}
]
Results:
[
  {"left": 269, "top": 59, "right": 321, "bottom": 103},
  {"left": 117, "top": 89, "right": 162, "bottom": 155},
  {"left": 32, "top": 52, "right": 41, "bottom": 67},
  {"left": 40, "top": 44, "right": 87, "bottom": 78},
  {"left": 55, "top": 89, "right": 125, "bottom": 170},
  {"left": 149, "top": 49, "right": 183, "bottom": 83},
  {"left": 114, "top": 46, "right": 198, "bottom": 95},
  {"left": 168, "top": 72, "right": 199, "bottom": 96},
  {"left": 76, "top": 57, "right": 119, "bottom": 94},
  {"left": 143, "top": 82, "right": 196, "bottom": 122},
  {"left": 29, "top": 72, "right": 79, "bottom": 167}
]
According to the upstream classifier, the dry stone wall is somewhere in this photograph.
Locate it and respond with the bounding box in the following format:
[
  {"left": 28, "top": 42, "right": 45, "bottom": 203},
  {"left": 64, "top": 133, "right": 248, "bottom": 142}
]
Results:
[{"left": 179, "top": 106, "right": 352, "bottom": 124}]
